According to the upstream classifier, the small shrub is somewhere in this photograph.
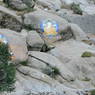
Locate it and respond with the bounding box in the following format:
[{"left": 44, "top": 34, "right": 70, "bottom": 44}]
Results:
[
  {"left": 71, "top": 3, "right": 83, "bottom": 15},
  {"left": 20, "top": 60, "right": 28, "bottom": 66},
  {"left": 0, "top": 43, "right": 16, "bottom": 92},
  {"left": 82, "top": 77, "right": 91, "bottom": 81},
  {"left": 81, "top": 51, "right": 93, "bottom": 57},
  {"left": 43, "top": 66, "right": 60, "bottom": 78},
  {"left": 90, "top": 90, "right": 95, "bottom": 95}
]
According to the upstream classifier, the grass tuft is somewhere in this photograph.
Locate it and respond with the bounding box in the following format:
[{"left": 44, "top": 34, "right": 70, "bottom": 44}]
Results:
[
  {"left": 81, "top": 51, "right": 93, "bottom": 57},
  {"left": 71, "top": 3, "right": 83, "bottom": 15}
]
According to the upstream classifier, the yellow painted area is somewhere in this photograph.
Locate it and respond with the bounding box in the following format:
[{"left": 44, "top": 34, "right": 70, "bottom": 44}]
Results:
[{"left": 44, "top": 25, "right": 57, "bottom": 36}]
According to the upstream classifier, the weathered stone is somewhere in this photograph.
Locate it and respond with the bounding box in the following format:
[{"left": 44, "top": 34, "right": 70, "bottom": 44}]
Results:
[
  {"left": 36, "top": 0, "right": 62, "bottom": 11},
  {"left": 3, "top": 0, "right": 35, "bottom": 11},
  {"left": 26, "top": 30, "right": 45, "bottom": 51},
  {"left": 24, "top": 10, "right": 68, "bottom": 32},
  {"left": 61, "top": 15, "right": 95, "bottom": 34},
  {"left": 0, "top": 5, "right": 22, "bottom": 32},
  {"left": 28, "top": 51, "right": 75, "bottom": 81},
  {"left": 50, "top": 39, "right": 95, "bottom": 88},
  {"left": 0, "top": 29, "right": 28, "bottom": 63}
]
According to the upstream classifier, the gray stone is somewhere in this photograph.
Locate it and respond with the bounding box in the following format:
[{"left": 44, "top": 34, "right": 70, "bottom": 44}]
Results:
[
  {"left": 36, "top": 0, "right": 62, "bottom": 11},
  {"left": 28, "top": 56, "right": 47, "bottom": 70},
  {"left": 24, "top": 10, "right": 68, "bottom": 32},
  {"left": 69, "top": 15, "right": 95, "bottom": 34},
  {"left": 3, "top": 0, "right": 35, "bottom": 11},
  {"left": 58, "top": 13, "right": 95, "bottom": 35},
  {"left": 28, "top": 51, "right": 75, "bottom": 81},
  {"left": 0, "top": 29, "right": 28, "bottom": 63},
  {"left": 50, "top": 39, "right": 95, "bottom": 88},
  {"left": 0, "top": 5, "right": 22, "bottom": 32},
  {"left": 26, "top": 30, "right": 44, "bottom": 51}
]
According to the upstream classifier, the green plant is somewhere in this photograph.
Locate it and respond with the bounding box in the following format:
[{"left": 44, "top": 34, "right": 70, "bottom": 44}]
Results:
[
  {"left": 20, "top": 60, "right": 28, "bottom": 66},
  {"left": 43, "top": 66, "right": 60, "bottom": 78},
  {"left": 71, "top": 3, "right": 83, "bottom": 15},
  {"left": 81, "top": 51, "right": 93, "bottom": 57},
  {"left": 0, "top": 43, "right": 16, "bottom": 92},
  {"left": 82, "top": 77, "right": 91, "bottom": 81},
  {"left": 90, "top": 90, "right": 95, "bottom": 95}
]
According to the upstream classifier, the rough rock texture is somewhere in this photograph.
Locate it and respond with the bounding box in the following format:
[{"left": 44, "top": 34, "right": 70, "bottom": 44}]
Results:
[
  {"left": 0, "top": 0, "right": 95, "bottom": 95},
  {"left": 49, "top": 39, "right": 95, "bottom": 89},
  {"left": 24, "top": 10, "right": 68, "bottom": 32},
  {"left": 0, "top": 5, "right": 22, "bottom": 32},
  {"left": 3, "top": 0, "right": 35, "bottom": 11},
  {"left": 24, "top": 10, "right": 88, "bottom": 42},
  {"left": 26, "top": 30, "right": 45, "bottom": 51},
  {"left": 61, "top": 0, "right": 95, "bottom": 14},
  {"left": 28, "top": 51, "right": 75, "bottom": 81},
  {"left": 59, "top": 14, "right": 95, "bottom": 34},
  {"left": 36, "top": 0, "right": 62, "bottom": 10}
]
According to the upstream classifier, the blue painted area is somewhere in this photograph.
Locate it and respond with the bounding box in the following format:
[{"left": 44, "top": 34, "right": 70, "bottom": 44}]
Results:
[
  {"left": 40, "top": 20, "right": 59, "bottom": 33},
  {"left": 0, "top": 34, "right": 8, "bottom": 44}
]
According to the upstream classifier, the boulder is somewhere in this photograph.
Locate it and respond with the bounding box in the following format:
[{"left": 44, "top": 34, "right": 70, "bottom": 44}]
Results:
[
  {"left": 69, "top": 23, "right": 88, "bottom": 41},
  {"left": 5, "top": 71, "right": 82, "bottom": 95},
  {"left": 24, "top": 10, "right": 68, "bottom": 32},
  {"left": 26, "top": 30, "right": 45, "bottom": 51},
  {"left": 28, "top": 51, "right": 75, "bottom": 81},
  {"left": 36, "top": 0, "right": 62, "bottom": 11},
  {"left": 0, "top": 5, "right": 22, "bottom": 32},
  {"left": 61, "top": 0, "right": 95, "bottom": 15},
  {"left": 0, "top": 29, "right": 28, "bottom": 63},
  {"left": 59, "top": 15, "right": 95, "bottom": 34},
  {"left": 49, "top": 39, "right": 95, "bottom": 88},
  {"left": 3, "top": 0, "right": 35, "bottom": 11},
  {"left": 28, "top": 56, "right": 47, "bottom": 70},
  {"left": 24, "top": 10, "right": 88, "bottom": 42}
]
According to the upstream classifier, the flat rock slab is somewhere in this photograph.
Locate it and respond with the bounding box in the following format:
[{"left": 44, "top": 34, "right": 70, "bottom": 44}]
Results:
[{"left": 60, "top": 14, "right": 95, "bottom": 34}]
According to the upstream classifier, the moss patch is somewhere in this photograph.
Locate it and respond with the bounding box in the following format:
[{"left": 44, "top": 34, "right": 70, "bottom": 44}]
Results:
[
  {"left": 43, "top": 66, "right": 60, "bottom": 78},
  {"left": 20, "top": 60, "right": 28, "bottom": 66},
  {"left": 71, "top": 3, "right": 83, "bottom": 15},
  {"left": 81, "top": 51, "right": 93, "bottom": 57},
  {"left": 90, "top": 90, "right": 95, "bottom": 95}
]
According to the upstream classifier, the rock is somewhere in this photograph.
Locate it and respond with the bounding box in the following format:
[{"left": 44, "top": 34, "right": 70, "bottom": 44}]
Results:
[
  {"left": 26, "top": 30, "right": 45, "bottom": 51},
  {"left": 24, "top": 10, "right": 68, "bottom": 32},
  {"left": 69, "top": 23, "right": 88, "bottom": 41},
  {"left": 6, "top": 71, "right": 81, "bottom": 95},
  {"left": 24, "top": 10, "right": 88, "bottom": 42},
  {"left": 21, "top": 29, "right": 28, "bottom": 38},
  {"left": 59, "top": 23, "right": 88, "bottom": 41},
  {"left": 0, "top": 5, "right": 22, "bottom": 32},
  {"left": 0, "top": 5, "right": 21, "bottom": 22},
  {"left": 28, "top": 51, "right": 75, "bottom": 81},
  {"left": 28, "top": 56, "right": 47, "bottom": 70},
  {"left": 49, "top": 39, "right": 95, "bottom": 88},
  {"left": 0, "top": 29, "right": 28, "bottom": 63},
  {"left": 61, "top": 0, "right": 95, "bottom": 15},
  {"left": 60, "top": 15, "right": 95, "bottom": 35},
  {"left": 17, "top": 65, "right": 58, "bottom": 86},
  {"left": 3, "top": 0, "right": 35, "bottom": 11},
  {"left": 36, "top": 0, "right": 62, "bottom": 11}
]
